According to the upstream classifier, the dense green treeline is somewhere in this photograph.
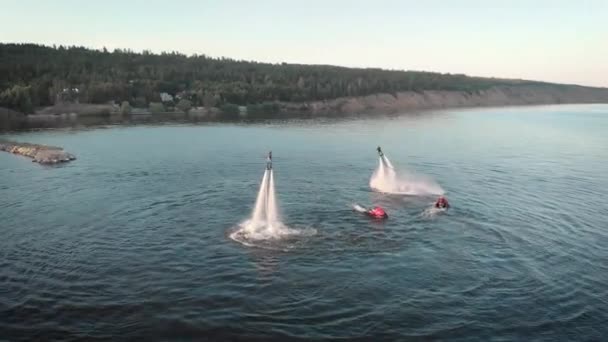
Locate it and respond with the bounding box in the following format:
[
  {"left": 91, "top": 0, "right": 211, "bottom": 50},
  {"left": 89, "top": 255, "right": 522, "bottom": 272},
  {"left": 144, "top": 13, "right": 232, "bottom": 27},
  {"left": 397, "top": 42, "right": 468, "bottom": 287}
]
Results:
[{"left": 1, "top": 43, "right": 544, "bottom": 113}]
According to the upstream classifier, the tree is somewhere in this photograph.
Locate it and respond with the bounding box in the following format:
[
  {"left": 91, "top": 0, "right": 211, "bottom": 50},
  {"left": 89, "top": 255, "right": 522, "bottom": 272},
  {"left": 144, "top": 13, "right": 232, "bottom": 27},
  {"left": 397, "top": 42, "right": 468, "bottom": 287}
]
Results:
[
  {"left": 133, "top": 96, "right": 147, "bottom": 108},
  {"left": 0, "top": 43, "right": 544, "bottom": 114},
  {"left": 120, "top": 101, "right": 131, "bottom": 115},
  {"left": 203, "top": 92, "right": 216, "bottom": 109},
  {"left": 176, "top": 99, "right": 192, "bottom": 113},
  {"left": 149, "top": 102, "right": 165, "bottom": 114},
  {"left": 0, "top": 85, "right": 34, "bottom": 114},
  {"left": 219, "top": 103, "right": 239, "bottom": 119}
]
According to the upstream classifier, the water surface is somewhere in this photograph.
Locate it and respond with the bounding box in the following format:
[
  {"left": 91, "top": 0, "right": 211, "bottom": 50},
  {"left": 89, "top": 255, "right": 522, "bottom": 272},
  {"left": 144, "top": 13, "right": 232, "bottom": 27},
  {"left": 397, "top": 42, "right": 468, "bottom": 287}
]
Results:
[{"left": 1, "top": 105, "right": 607, "bottom": 340}]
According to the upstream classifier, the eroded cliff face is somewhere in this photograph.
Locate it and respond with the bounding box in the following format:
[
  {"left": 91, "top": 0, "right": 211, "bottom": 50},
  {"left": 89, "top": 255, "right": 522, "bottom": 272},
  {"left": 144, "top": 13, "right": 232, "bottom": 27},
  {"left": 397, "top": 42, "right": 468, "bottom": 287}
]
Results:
[
  {"left": 0, "top": 141, "right": 76, "bottom": 164},
  {"left": 279, "top": 85, "right": 608, "bottom": 115}
]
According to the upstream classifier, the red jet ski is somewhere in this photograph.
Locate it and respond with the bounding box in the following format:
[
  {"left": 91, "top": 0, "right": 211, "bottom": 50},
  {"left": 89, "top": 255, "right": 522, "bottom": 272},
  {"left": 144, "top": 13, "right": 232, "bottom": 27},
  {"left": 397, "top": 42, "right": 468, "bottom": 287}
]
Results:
[
  {"left": 368, "top": 206, "right": 388, "bottom": 219},
  {"left": 434, "top": 196, "right": 450, "bottom": 209},
  {"left": 354, "top": 204, "right": 388, "bottom": 219}
]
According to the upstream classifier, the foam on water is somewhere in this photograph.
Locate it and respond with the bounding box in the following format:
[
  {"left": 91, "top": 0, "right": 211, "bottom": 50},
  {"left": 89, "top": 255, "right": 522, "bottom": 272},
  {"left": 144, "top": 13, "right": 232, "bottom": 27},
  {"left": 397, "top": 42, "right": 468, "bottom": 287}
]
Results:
[
  {"left": 352, "top": 204, "right": 367, "bottom": 213},
  {"left": 370, "top": 154, "right": 444, "bottom": 195},
  {"left": 421, "top": 206, "right": 447, "bottom": 219}
]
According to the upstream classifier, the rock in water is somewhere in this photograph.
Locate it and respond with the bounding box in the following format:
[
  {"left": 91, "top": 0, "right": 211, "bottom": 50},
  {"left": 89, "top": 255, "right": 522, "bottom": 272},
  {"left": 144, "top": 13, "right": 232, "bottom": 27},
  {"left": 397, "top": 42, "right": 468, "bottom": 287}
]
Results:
[
  {"left": 0, "top": 140, "right": 76, "bottom": 165},
  {"left": 33, "top": 150, "right": 76, "bottom": 164}
]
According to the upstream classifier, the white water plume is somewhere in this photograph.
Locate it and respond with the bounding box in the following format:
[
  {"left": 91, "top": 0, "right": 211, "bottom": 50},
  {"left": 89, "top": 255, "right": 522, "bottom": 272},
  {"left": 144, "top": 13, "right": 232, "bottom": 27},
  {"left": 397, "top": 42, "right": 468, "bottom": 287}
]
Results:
[
  {"left": 231, "top": 167, "right": 315, "bottom": 244},
  {"left": 369, "top": 154, "right": 444, "bottom": 195}
]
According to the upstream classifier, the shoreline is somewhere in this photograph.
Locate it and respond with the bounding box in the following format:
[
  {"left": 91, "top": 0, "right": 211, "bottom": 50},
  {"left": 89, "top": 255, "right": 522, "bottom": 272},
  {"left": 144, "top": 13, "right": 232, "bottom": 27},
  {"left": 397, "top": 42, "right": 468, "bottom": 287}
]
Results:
[
  {"left": 0, "top": 103, "right": 604, "bottom": 136},
  {"left": 2, "top": 85, "right": 608, "bottom": 132}
]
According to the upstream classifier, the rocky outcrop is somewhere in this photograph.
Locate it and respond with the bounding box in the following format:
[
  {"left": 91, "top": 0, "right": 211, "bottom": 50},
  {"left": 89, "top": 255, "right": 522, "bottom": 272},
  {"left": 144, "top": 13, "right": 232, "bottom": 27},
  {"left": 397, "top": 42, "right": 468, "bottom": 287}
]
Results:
[{"left": 0, "top": 141, "right": 76, "bottom": 164}]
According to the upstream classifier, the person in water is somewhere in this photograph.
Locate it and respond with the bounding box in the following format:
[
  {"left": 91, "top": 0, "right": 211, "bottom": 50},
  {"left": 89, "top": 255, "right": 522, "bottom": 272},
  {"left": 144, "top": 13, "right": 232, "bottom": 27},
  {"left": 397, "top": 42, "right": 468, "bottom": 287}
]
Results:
[
  {"left": 377, "top": 146, "right": 384, "bottom": 157},
  {"left": 367, "top": 206, "right": 388, "bottom": 219},
  {"left": 435, "top": 196, "right": 450, "bottom": 209}
]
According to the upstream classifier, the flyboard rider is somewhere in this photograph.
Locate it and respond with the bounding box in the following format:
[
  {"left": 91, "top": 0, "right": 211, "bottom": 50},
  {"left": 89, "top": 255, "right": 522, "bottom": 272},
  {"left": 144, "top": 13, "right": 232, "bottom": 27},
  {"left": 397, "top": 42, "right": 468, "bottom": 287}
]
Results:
[{"left": 266, "top": 151, "right": 272, "bottom": 170}]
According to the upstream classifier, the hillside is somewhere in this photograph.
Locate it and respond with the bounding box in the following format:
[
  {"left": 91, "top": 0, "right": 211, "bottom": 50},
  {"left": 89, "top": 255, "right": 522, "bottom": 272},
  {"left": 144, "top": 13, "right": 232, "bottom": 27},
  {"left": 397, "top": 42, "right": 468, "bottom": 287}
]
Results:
[{"left": 0, "top": 43, "right": 563, "bottom": 114}]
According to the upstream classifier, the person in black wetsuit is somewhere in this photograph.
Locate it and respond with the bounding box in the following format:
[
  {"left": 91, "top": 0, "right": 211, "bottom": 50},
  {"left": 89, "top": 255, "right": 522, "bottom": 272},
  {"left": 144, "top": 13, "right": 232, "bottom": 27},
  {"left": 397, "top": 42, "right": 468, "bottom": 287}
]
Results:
[{"left": 266, "top": 151, "right": 272, "bottom": 170}]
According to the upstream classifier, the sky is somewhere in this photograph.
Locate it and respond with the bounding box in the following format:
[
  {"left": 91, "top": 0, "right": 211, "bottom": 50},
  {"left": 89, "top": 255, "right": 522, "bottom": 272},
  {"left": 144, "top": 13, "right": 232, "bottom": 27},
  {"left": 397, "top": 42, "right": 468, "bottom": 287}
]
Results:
[{"left": 1, "top": 0, "right": 607, "bottom": 87}]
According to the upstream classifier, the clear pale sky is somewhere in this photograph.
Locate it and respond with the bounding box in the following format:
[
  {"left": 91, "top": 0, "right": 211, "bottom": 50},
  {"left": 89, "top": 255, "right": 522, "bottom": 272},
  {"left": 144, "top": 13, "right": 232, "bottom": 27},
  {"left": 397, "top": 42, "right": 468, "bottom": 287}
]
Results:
[{"left": 1, "top": 0, "right": 606, "bottom": 87}]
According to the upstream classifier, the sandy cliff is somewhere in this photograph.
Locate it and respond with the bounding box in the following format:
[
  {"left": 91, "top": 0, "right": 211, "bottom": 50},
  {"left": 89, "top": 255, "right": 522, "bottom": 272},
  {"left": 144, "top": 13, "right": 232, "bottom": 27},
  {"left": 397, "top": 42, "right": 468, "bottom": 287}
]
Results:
[{"left": 279, "top": 85, "right": 608, "bottom": 115}]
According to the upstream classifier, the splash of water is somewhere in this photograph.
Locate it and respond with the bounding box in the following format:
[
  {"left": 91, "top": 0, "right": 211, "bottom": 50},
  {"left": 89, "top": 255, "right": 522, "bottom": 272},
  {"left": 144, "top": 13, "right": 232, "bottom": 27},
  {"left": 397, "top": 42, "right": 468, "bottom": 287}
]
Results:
[
  {"left": 231, "top": 165, "right": 315, "bottom": 245},
  {"left": 421, "top": 206, "right": 447, "bottom": 219},
  {"left": 369, "top": 154, "right": 444, "bottom": 195},
  {"left": 352, "top": 204, "right": 367, "bottom": 213}
]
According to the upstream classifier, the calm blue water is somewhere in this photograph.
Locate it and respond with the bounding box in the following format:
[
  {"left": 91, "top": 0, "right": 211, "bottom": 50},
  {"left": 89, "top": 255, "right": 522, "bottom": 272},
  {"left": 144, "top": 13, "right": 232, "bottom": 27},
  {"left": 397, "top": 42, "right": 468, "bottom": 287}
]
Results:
[{"left": 1, "top": 105, "right": 608, "bottom": 341}]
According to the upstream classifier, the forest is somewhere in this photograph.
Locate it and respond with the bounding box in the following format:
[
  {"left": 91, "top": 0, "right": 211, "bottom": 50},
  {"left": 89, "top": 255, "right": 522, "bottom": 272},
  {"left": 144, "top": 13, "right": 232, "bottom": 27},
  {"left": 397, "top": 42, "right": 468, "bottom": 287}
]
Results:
[{"left": 0, "top": 43, "right": 545, "bottom": 114}]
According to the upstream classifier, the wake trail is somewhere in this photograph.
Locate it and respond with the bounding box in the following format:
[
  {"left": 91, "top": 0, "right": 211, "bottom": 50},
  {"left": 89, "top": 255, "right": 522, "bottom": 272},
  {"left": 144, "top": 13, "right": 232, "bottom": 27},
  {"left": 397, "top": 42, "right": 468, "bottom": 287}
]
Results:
[{"left": 369, "top": 154, "right": 444, "bottom": 196}]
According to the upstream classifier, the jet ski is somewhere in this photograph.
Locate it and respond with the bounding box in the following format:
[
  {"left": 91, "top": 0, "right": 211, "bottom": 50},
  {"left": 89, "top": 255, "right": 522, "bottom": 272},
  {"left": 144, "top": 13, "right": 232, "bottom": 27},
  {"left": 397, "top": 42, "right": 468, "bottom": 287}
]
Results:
[
  {"left": 353, "top": 204, "right": 388, "bottom": 219},
  {"left": 266, "top": 151, "right": 272, "bottom": 170},
  {"left": 377, "top": 146, "right": 384, "bottom": 157},
  {"left": 434, "top": 196, "right": 450, "bottom": 209}
]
